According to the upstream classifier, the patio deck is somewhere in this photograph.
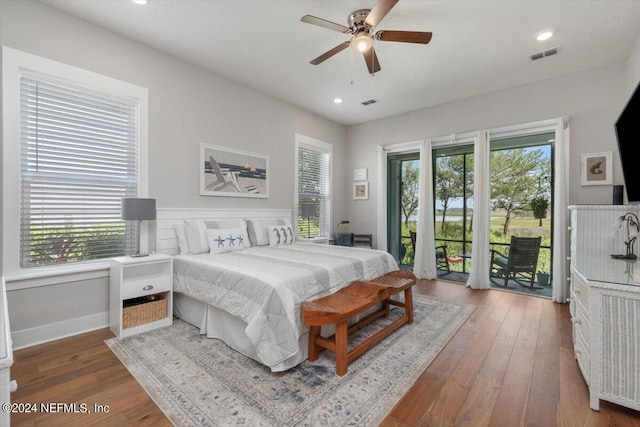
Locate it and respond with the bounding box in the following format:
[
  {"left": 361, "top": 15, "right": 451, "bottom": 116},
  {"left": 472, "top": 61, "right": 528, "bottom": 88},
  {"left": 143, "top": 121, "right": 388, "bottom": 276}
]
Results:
[{"left": 436, "top": 270, "right": 553, "bottom": 298}]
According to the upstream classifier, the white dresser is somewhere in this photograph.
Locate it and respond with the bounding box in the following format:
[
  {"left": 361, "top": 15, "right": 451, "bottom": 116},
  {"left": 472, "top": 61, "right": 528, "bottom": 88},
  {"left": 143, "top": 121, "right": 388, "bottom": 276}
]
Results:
[{"left": 569, "top": 205, "right": 640, "bottom": 412}]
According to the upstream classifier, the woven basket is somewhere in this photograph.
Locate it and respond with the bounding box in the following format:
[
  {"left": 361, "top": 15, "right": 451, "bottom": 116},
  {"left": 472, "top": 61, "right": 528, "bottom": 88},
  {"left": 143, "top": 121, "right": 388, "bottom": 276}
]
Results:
[{"left": 123, "top": 297, "right": 167, "bottom": 329}]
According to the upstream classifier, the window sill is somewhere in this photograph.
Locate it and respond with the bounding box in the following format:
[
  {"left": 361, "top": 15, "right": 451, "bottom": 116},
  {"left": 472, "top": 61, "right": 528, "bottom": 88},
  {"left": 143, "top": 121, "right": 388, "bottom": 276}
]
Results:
[
  {"left": 297, "top": 237, "right": 329, "bottom": 244},
  {"left": 5, "top": 260, "right": 111, "bottom": 291}
]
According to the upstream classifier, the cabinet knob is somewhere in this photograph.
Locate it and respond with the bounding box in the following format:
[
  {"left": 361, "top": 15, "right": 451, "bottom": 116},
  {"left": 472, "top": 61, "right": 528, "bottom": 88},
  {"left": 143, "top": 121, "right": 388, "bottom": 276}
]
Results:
[
  {"left": 143, "top": 284, "right": 154, "bottom": 291},
  {"left": 572, "top": 318, "right": 582, "bottom": 325}
]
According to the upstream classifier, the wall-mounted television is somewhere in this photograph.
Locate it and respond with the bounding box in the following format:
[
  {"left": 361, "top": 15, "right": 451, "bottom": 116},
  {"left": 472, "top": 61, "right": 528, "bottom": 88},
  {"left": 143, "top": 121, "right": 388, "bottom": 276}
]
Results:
[{"left": 614, "top": 80, "right": 640, "bottom": 204}]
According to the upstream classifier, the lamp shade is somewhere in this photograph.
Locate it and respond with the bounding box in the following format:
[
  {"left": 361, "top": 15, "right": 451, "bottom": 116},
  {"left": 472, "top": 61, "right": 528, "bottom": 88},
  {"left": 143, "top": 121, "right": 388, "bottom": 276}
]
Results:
[
  {"left": 121, "top": 198, "right": 156, "bottom": 221},
  {"left": 301, "top": 203, "right": 316, "bottom": 218}
]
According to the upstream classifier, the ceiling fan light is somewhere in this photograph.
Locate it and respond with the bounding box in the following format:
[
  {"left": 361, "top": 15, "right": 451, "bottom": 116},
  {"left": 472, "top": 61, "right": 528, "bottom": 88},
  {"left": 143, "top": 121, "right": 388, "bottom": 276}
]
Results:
[{"left": 351, "top": 34, "right": 373, "bottom": 53}]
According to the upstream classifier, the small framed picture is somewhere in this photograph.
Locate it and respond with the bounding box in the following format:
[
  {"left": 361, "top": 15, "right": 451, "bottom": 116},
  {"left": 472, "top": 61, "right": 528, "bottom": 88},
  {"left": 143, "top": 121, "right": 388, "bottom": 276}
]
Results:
[
  {"left": 581, "top": 151, "right": 612, "bottom": 186},
  {"left": 354, "top": 168, "right": 367, "bottom": 181},
  {"left": 353, "top": 182, "right": 369, "bottom": 200}
]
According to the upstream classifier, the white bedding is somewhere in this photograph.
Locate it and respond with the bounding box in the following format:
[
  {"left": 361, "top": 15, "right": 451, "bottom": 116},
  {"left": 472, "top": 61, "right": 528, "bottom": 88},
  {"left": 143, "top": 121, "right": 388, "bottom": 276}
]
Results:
[{"left": 172, "top": 242, "right": 398, "bottom": 368}]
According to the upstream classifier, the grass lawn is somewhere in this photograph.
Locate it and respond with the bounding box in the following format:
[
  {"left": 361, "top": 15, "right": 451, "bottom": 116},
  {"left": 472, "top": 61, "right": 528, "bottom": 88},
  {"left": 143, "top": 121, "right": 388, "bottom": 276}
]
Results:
[{"left": 405, "top": 210, "right": 553, "bottom": 273}]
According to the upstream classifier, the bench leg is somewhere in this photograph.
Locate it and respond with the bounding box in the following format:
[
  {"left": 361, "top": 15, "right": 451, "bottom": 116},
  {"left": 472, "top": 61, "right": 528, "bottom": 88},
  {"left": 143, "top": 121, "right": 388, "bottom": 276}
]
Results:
[
  {"left": 405, "top": 288, "right": 414, "bottom": 324},
  {"left": 335, "top": 321, "right": 348, "bottom": 376},
  {"left": 308, "top": 325, "right": 321, "bottom": 361}
]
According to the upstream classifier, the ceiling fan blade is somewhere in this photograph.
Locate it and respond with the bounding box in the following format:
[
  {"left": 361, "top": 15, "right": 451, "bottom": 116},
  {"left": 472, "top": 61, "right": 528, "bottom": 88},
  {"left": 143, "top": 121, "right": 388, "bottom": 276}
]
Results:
[
  {"left": 301, "top": 15, "right": 351, "bottom": 33},
  {"left": 363, "top": 47, "right": 381, "bottom": 74},
  {"left": 365, "top": 0, "right": 399, "bottom": 28},
  {"left": 310, "top": 41, "right": 351, "bottom": 65},
  {"left": 377, "top": 30, "right": 433, "bottom": 44}
]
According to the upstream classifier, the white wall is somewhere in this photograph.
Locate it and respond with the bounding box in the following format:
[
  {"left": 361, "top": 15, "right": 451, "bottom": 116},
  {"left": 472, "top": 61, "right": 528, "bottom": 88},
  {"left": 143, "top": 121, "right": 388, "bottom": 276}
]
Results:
[
  {"left": 345, "top": 63, "right": 627, "bottom": 245},
  {"left": 624, "top": 32, "right": 640, "bottom": 98},
  {"left": 0, "top": 0, "right": 347, "bottom": 348}
]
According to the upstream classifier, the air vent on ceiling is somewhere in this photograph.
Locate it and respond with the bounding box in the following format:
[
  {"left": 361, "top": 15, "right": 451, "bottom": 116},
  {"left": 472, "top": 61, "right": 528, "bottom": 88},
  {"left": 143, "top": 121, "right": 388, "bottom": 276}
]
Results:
[
  {"left": 362, "top": 99, "right": 377, "bottom": 106},
  {"left": 529, "top": 46, "right": 560, "bottom": 61}
]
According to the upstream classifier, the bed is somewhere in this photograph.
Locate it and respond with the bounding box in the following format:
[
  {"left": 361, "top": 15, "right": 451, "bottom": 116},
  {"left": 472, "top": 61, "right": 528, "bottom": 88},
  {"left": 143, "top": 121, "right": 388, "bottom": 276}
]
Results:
[{"left": 157, "top": 209, "right": 399, "bottom": 372}]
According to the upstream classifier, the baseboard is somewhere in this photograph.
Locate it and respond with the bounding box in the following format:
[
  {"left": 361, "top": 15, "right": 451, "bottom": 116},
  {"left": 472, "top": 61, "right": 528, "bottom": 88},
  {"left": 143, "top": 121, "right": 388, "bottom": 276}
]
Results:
[{"left": 11, "top": 311, "right": 109, "bottom": 350}]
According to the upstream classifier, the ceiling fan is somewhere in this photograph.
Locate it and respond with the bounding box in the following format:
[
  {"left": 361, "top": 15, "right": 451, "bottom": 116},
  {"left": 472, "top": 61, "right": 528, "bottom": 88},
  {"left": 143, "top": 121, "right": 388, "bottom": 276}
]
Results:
[{"left": 300, "top": 0, "right": 432, "bottom": 74}]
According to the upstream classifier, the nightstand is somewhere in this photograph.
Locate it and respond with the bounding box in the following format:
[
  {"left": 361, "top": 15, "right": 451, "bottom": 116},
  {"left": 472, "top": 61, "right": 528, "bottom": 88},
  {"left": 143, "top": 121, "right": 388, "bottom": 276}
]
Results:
[{"left": 109, "top": 253, "right": 173, "bottom": 338}]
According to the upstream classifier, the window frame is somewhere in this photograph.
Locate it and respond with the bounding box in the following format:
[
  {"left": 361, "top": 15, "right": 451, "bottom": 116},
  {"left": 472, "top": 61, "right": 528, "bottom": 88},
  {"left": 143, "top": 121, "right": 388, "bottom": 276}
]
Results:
[
  {"left": 2, "top": 47, "right": 149, "bottom": 284},
  {"left": 294, "top": 134, "right": 332, "bottom": 241}
]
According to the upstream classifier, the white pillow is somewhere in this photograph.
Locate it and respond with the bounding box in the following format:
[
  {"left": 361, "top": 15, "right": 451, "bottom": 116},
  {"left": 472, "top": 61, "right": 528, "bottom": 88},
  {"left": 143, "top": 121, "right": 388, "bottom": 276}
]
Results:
[
  {"left": 184, "top": 220, "right": 209, "bottom": 254},
  {"left": 247, "top": 218, "right": 292, "bottom": 246},
  {"left": 206, "top": 228, "right": 246, "bottom": 254},
  {"left": 173, "top": 224, "right": 191, "bottom": 255},
  {"left": 268, "top": 225, "right": 296, "bottom": 246}
]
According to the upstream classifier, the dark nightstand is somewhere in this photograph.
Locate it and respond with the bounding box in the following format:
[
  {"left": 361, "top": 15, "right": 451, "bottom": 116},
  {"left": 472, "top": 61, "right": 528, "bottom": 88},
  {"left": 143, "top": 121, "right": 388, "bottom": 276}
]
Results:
[{"left": 352, "top": 234, "right": 373, "bottom": 248}]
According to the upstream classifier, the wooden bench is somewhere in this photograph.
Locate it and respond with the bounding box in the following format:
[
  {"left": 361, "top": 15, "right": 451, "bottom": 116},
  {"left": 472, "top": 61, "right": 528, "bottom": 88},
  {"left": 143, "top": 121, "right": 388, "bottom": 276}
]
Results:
[{"left": 301, "top": 270, "right": 417, "bottom": 376}]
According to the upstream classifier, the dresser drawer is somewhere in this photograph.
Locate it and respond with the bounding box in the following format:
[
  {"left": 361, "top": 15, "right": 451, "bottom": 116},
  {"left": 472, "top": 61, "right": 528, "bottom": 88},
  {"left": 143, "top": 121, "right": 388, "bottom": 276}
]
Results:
[
  {"left": 572, "top": 304, "right": 590, "bottom": 351},
  {"left": 574, "top": 328, "right": 590, "bottom": 385},
  {"left": 122, "top": 276, "right": 171, "bottom": 300},
  {"left": 571, "top": 270, "right": 589, "bottom": 311}
]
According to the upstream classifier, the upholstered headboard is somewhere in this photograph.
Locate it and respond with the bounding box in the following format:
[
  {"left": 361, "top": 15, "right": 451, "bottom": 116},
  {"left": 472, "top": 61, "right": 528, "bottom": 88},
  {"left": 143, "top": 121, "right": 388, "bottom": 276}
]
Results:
[{"left": 156, "top": 208, "right": 293, "bottom": 255}]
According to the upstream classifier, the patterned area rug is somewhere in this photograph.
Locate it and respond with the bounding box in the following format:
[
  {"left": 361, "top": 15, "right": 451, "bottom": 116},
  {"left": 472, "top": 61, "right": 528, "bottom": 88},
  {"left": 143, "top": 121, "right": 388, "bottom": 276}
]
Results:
[{"left": 106, "top": 295, "right": 474, "bottom": 426}]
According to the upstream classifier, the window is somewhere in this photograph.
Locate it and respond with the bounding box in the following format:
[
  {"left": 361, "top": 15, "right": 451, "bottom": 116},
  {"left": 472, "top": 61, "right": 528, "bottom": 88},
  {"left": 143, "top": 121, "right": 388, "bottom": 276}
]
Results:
[
  {"left": 3, "top": 47, "right": 148, "bottom": 276},
  {"left": 19, "top": 78, "right": 138, "bottom": 268},
  {"left": 295, "top": 135, "right": 332, "bottom": 239}
]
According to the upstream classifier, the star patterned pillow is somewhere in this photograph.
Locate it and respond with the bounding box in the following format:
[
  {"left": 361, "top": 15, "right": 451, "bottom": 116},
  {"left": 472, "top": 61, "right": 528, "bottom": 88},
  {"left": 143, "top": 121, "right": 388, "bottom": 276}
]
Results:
[{"left": 206, "top": 227, "right": 246, "bottom": 254}]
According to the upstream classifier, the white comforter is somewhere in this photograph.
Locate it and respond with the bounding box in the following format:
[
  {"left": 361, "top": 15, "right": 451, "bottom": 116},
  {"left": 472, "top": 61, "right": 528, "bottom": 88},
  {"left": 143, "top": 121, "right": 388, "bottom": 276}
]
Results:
[{"left": 172, "top": 243, "right": 398, "bottom": 367}]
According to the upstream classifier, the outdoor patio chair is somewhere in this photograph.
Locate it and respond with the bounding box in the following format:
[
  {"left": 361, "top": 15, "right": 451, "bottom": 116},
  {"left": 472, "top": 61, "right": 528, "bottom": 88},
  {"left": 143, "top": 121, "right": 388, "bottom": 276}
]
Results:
[
  {"left": 410, "top": 231, "right": 451, "bottom": 274},
  {"left": 490, "top": 236, "right": 541, "bottom": 288},
  {"left": 208, "top": 156, "right": 241, "bottom": 192}
]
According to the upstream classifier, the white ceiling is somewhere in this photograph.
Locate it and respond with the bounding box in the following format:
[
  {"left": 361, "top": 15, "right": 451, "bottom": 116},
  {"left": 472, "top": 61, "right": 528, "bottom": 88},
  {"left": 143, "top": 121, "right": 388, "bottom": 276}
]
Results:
[{"left": 39, "top": 0, "right": 640, "bottom": 126}]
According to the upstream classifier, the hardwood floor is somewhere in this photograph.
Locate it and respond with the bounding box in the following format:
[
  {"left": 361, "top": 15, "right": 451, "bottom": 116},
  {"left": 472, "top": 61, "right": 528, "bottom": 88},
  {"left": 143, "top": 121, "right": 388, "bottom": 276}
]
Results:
[{"left": 10, "top": 279, "right": 640, "bottom": 426}]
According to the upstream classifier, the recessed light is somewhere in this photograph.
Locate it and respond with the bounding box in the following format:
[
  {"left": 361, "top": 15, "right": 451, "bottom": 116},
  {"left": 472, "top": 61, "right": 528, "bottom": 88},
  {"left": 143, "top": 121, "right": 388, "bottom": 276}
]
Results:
[
  {"left": 334, "top": 97, "right": 343, "bottom": 104},
  {"left": 536, "top": 30, "right": 554, "bottom": 41},
  {"left": 132, "top": 0, "right": 149, "bottom": 5}
]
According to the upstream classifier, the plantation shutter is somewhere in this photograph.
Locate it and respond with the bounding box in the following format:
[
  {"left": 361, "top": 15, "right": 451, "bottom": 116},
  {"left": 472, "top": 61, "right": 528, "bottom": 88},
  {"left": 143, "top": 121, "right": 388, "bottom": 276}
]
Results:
[
  {"left": 298, "top": 145, "right": 330, "bottom": 238},
  {"left": 19, "top": 77, "right": 138, "bottom": 268}
]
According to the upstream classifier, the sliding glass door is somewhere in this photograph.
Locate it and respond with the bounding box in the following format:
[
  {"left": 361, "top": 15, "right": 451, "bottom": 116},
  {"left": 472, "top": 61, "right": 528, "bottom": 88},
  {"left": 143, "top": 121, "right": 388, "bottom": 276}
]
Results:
[
  {"left": 433, "top": 145, "right": 474, "bottom": 277},
  {"left": 384, "top": 127, "right": 557, "bottom": 295},
  {"left": 489, "top": 133, "right": 554, "bottom": 289},
  {"left": 387, "top": 153, "right": 420, "bottom": 265}
]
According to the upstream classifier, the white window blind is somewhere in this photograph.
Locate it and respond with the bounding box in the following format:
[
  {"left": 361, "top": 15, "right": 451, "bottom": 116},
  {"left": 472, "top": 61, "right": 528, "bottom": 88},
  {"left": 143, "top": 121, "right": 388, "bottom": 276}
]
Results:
[
  {"left": 297, "top": 145, "right": 330, "bottom": 238},
  {"left": 19, "top": 77, "right": 138, "bottom": 268}
]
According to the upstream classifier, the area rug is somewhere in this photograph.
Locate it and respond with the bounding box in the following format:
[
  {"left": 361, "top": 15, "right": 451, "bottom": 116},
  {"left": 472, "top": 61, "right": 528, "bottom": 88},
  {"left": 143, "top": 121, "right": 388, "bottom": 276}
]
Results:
[{"left": 106, "top": 294, "right": 474, "bottom": 426}]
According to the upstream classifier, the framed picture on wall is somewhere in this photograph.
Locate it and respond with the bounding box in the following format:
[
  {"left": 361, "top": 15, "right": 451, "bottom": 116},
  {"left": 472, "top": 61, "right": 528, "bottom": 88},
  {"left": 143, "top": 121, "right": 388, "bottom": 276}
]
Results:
[
  {"left": 581, "top": 151, "right": 612, "bottom": 186},
  {"left": 354, "top": 168, "right": 368, "bottom": 181},
  {"left": 200, "top": 143, "right": 269, "bottom": 197},
  {"left": 353, "top": 182, "right": 369, "bottom": 200}
]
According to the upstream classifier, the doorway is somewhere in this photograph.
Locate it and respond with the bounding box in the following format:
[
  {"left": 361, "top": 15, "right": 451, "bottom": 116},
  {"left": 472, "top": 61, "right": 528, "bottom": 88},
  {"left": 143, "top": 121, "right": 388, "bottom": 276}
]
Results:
[
  {"left": 387, "top": 152, "right": 420, "bottom": 265},
  {"left": 385, "top": 132, "right": 555, "bottom": 297}
]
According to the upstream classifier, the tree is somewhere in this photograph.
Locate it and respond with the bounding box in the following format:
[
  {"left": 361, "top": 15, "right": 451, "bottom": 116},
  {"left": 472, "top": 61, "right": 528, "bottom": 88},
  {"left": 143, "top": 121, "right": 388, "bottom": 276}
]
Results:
[
  {"left": 401, "top": 161, "right": 419, "bottom": 227},
  {"left": 435, "top": 156, "right": 465, "bottom": 231},
  {"left": 491, "top": 148, "right": 549, "bottom": 234}
]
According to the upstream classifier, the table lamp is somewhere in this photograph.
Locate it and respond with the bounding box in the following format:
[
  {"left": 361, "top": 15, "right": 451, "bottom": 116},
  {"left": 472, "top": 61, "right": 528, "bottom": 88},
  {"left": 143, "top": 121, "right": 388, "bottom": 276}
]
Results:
[{"left": 121, "top": 198, "right": 156, "bottom": 257}]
